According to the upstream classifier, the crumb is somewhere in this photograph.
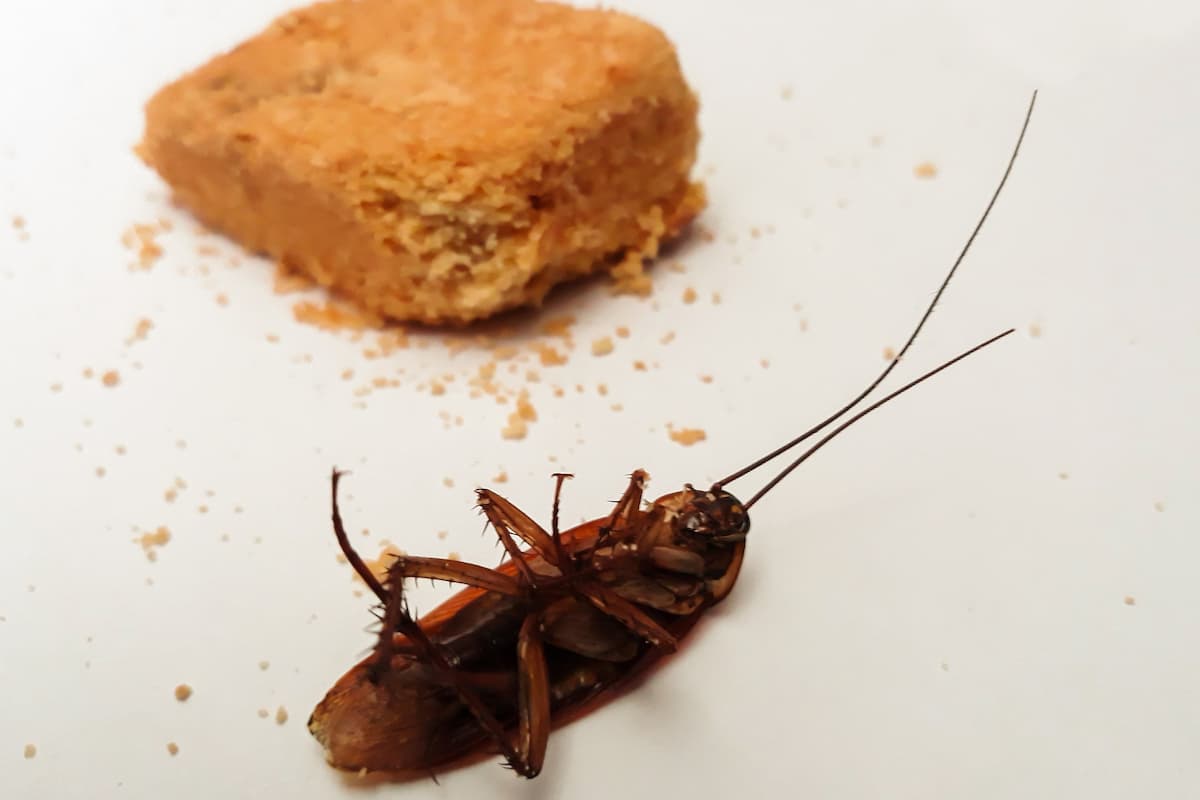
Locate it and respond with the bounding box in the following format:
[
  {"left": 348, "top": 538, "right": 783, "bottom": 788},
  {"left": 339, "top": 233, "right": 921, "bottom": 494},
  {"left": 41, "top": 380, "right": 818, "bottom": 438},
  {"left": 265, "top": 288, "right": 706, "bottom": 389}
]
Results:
[
  {"left": 95, "top": 466, "right": 106, "bottom": 478},
  {"left": 166, "top": 742, "right": 179, "bottom": 756},
  {"left": 11, "top": 214, "right": 25, "bottom": 230},
  {"left": 126, "top": 318, "right": 154, "bottom": 346},
  {"left": 1154, "top": 501, "right": 1165, "bottom": 512},
  {"left": 535, "top": 344, "right": 567, "bottom": 367},
  {"left": 50, "top": 382, "right": 62, "bottom": 393},
  {"left": 615, "top": 326, "right": 630, "bottom": 338},
  {"left": 1029, "top": 322, "right": 1043, "bottom": 338},
  {"left": 174, "top": 684, "right": 192, "bottom": 701},
  {"left": 711, "top": 291, "right": 722, "bottom": 304},
  {"left": 870, "top": 135, "right": 884, "bottom": 148},
  {"left": 264, "top": 333, "right": 279, "bottom": 344},
  {"left": 660, "top": 331, "right": 676, "bottom": 345},
  {"left": 292, "top": 299, "right": 383, "bottom": 331},
  {"left": 13, "top": 418, "right": 22, "bottom": 428},
  {"left": 257, "top": 708, "right": 269, "bottom": 719},
  {"left": 164, "top": 488, "right": 177, "bottom": 503},
  {"left": 492, "top": 471, "right": 508, "bottom": 483},
  {"left": 611, "top": 403, "right": 624, "bottom": 412},
  {"left": 591, "top": 336, "right": 614, "bottom": 356},
  {"left": 699, "top": 374, "right": 713, "bottom": 383},
  {"left": 275, "top": 706, "right": 289, "bottom": 725},
  {"left": 123, "top": 222, "right": 166, "bottom": 270},
  {"left": 914, "top": 162, "right": 938, "bottom": 179},
  {"left": 883, "top": 346, "right": 897, "bottom": 361},
  {"left": 176, "top": 439, "right": 187, "bottom": 449},
  {"left": 137, "top": 526, "right": 171, "bottom": 562},
  {"left": 682, "top": 287, "right": 698, "bottom": 304},
  {"left": 23, "top": 744, "right": 36, "bottom": 759},
  {"left": 101, "top": 370, "right": 120, "bottom": 388},
  {"left": 215, "top": 293, "right": 229, "bottom": 306},
  {"left": 1123, "top": 595, "right": 1136, "bottom": 606},
  {"left": 539, "top": 315, "right": 576, "bottom": 339},
  {"left": 780, "top": 85, "right": 793, "bottom": 100},
  {"left": 437, "top": 530, "right": 449, "bottom": 540},
  {"left": 1058, "top": 471, "right": 1069, "bottom": 480},
  {"left": 82, "top": 367, "right": 94, "bottom": 379},
  {"left": 447, "top": 551, "right": 462, "bottom": 560},
  {"left": 633, "top": 360, "right": 647, "bottom": 371},
  {"left": 492, "top": 345, "right": 519, "bottom": 361},
  {"left": 442, "top": 477, "right": 454, "bottom": 488},
  {"left": 668, "top": 426, "right": 707, "bottom": 446},
  {"left": 197, "top": 504, "right": 208, "bottom": 514},
  {"left": 597, "top": 383, "right": 608, "bottom": 396},
  {"left": 258, "top": 661, "right": 270, "bottom": 671}
]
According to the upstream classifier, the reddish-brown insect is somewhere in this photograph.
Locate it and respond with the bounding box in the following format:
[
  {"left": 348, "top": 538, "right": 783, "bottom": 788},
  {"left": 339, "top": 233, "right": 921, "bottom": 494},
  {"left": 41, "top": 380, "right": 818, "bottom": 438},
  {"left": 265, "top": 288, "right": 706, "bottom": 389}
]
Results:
[{"left": 308, "top": 94, "right": 1038, "bottom": 779}]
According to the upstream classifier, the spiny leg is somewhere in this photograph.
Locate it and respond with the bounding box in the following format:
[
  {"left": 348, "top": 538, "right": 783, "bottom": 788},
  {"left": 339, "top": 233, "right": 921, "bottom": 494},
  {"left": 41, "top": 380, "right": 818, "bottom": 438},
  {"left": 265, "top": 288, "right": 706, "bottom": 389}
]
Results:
[
  {"left": 373, "top": 561, "right": 543, "bottom": 778},
  {"left": 477, "top": 489, "right": 559, "bottom": 586},
  {"left": 549, "top": 473, "right": 574, "bottom": 577},
  {"left": 389, "top": 555, "right": 521, "bottom": 598},
  {"left": 515, "top": 615, "right": 551, "bottom": 778},
  {"left": 596, "top": 469, "right": 648, "bottom": 549},
  {"left": 330, "top": 468, "right": 386, "bottom": 603},
  {"left": 574, "top": 579, "right": 678, "bottom": 652}
]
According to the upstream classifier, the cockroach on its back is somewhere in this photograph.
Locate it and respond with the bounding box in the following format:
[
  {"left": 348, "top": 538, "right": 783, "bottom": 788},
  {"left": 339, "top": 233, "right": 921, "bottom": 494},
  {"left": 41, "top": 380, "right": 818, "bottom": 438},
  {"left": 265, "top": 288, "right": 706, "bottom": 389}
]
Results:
[{"left": 308, "top": 93, "right": 1038, "bottom": 780}]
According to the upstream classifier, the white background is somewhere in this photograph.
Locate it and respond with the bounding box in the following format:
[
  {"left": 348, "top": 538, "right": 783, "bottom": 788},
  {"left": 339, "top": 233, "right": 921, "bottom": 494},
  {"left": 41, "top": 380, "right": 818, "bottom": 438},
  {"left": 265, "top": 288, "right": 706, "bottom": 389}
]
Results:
[{"left": 2, "top": 1, "right": 1199, "bottom": 798}]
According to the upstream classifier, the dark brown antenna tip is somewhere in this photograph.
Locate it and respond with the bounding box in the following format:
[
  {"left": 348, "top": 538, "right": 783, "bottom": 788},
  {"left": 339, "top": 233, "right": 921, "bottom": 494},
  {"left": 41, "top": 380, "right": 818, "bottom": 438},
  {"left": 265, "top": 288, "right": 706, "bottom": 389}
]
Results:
[
  {"left": 743, "top": 327, "right": 1016, "bottom": 509},
  {"left": 715, "top": 91, "right": 1037, "bottom": 490}
]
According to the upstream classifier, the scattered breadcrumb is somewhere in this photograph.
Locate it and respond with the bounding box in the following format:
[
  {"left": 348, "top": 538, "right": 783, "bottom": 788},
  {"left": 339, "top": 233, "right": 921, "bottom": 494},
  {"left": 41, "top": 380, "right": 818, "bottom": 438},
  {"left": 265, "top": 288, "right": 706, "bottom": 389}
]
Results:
[
  {"left": 682, "top": 287, "right": 698, "bottom": 304},
  {"left": 1123, "top": 595, "right": 1136, "bottom": 606},
  {"left": 591, "top": 337, "right": 614, "bottom": 356},
  {"left": 1154, "top": 501, "right": 1165, "bottom": 512},
  {"left": 436, "top": 530, "right": 449, "bottom": 541},
  {"left": 442, "top": 477, "right": 454, "bottom": 488},
  {"left": 760, "top": 358, "right": 770, "bottom": 369},
  {"left": 293, "top": 299, "right": 383, "bottom": 331},
  {"left": 633, "top": 360, "right": 647, "bottom": 371},
  {"left": 174, "top": 684, "right": 192, "bottom": 702},
  {"left": 1029, "top": 322, "right": 1043, "bottom": 338},
  {"left": 164, "top": 488, "right": 177, "bottom": 503},
  {"left": 11, "top": 215, "right": 25, "bottom": 230},
  {"left": 50, "top": 382, "right": 62, "bottom": 393},
  {"left": 23, "top": 744, "right": 36, "bottom": 759},
  {"left": 712, "top": 291, "right": 722, "bottom": 304},
  {"left": 166, "top": 742, "right": 179, "bottom": 756},
  {"left": 95, "top": 466, "right": 106, "bottom": 478},
  {"left": 82, "top": 367, "right": 94, "bottom": 379},
  {"left": 615, "top": 326, "right": 630, "bottom": 338},
  {"left": 257, "top": 708, "right": 269, "bottom": 719},
  {"left": 125, "top": 318, "right": 154, "bottom": 346},
  {"left": 215, "top": 293, "right": 229, "bottom": 307},
  {"left": 101, "top": 370, "right": 120, "bottom": 388},
  {"left": 137, "top": 526, "right": 171, "bottom": 562},
  {"left": 539, "top": 315, "right": 575, "bottom": 339},
  {"left": 668, "top": 426, "right": 707, "bottom": 446},
  {"left": 660, "top": 331, "right": 676, "bottom": 345},
  {"left": 1058, "top": 471, "right": 1070, "bottom": 480},
  {"left": 265, "top": 333, "right": 280, "bottom": 344},
  {"left": 535, "top": 344, "right": 567, "bottom": 366},
  {"left": 492, "top": 471, "right": 508, "bottom": 483},
  {"left": 597, "top": 383, "right": 608, "bottom": 397},
  {"left": 275, "top": 706, "right": 289, "bottom": 725},
  {"left": 699, "top": 375, "right": 713, "bottom": 384},
  {"left": 883, "top": 346, "right": 897, "bottom": 361},
  {"left": 780, "top": 85, "right": 793, "bottom": 100},
  {"left": 447, "top": 551, "right": 462, "bottom": 560},
  {"left": 258, "top": 660, "right": 270, "bottom": 671},
  {"left": 122, "top": 222, "right": 167, "bottom": 270},
  {"left": 914, "top": 161, "right": 938, "bottom": 179}
]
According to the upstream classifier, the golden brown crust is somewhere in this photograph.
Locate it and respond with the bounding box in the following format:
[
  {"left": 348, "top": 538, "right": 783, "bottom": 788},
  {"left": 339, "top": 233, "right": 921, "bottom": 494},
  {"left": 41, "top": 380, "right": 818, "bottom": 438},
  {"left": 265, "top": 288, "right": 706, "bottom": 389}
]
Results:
[{"left": 139, "top": 0, "right": 705, "bottom": 325}]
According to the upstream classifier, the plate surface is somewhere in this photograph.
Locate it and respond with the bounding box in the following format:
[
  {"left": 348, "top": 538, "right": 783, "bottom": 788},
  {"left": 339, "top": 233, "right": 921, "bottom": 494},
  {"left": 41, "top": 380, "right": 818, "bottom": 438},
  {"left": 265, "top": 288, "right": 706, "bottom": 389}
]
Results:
[{"left": 2, "top": 1, "right": 1199, "bottom": 797}]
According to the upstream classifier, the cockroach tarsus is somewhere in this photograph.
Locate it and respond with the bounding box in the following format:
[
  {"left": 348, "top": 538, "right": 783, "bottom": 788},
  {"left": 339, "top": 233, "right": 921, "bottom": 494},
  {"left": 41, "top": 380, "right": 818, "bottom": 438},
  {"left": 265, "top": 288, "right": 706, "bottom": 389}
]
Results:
[{"left": 308, "top": 91, "right": 1038, "bottom": 780}]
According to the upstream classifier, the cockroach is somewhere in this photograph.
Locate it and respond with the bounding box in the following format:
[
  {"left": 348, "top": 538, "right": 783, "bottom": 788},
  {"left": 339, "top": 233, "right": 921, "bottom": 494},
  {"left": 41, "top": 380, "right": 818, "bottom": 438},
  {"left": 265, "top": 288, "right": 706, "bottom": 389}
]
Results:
[{"left": 308, "top": 92, "right": 1038, "bottom": 780}]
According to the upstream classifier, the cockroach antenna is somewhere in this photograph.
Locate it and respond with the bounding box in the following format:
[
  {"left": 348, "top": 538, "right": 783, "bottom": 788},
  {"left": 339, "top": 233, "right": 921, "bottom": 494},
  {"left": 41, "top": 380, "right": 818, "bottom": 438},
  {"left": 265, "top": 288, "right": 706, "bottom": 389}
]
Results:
[
  {"left": 742, "top": 327, "right": 1014, "bottom": 509},
  {"left": 714, "top": 90, "right": 1037, "bottom": 492}
]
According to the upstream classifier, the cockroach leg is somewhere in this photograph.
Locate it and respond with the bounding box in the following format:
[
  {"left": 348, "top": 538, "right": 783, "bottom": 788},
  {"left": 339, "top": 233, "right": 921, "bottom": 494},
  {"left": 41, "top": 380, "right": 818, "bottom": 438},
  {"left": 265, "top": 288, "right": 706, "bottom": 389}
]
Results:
[
  {"left": 477, "top": 490, "right": 559, "bottom": 586},
  {"left": 390, "top": 555, "right": 523, "bottom": 597},
  {"left": 549, "top": 473, "right": 574, "bottom": 577},
  {"left": 375, "top": 562, "right": 543, "bottom": 777},
  {"left": 575, "top": 579, "right": 678, "bottom": 652},
  {"left": 516, "top": 615, "right": 551, "bottom": 777},
  {"left": 330, "top": 468, "right": 387, "bottom": 603},
  {"left": 596, "top": 469, "right": 648, "bottom": 548}
]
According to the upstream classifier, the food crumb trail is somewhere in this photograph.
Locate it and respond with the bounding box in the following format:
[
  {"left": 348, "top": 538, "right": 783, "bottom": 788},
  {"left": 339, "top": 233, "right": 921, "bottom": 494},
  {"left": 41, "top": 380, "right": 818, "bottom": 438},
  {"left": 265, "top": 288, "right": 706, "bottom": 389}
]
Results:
[
  {"left": 913, "top": 161, "right": 938, "bottom": 179},
  {"left": 23, "top": 744, "right": 36, "bottom": 759},
  {"left": 258, "top": 660, "right": 270, "bottom": 671},
  {"left": 590, "top": 336, "right": 614, "bottom": 356},
  {"left": 257, "top": 708, "right": 269, "bottom": 719},
  {"left": 1124, "top": 595, "right": 1137, "bottom": 606},
  {"left": 682, "top": 287, "right": 698, "bottom": 304},
  {"left": 275, "top": 706, "right": 289, "bottom": 725},
  {"left": 101, "top": 370, "right": 121, "bottom": 388},
  {"left": 166, "top": 742, "right": 180, "bottom": 756},
  {"left": 174, "top": 684, "right": 192, "bottom": 702}
]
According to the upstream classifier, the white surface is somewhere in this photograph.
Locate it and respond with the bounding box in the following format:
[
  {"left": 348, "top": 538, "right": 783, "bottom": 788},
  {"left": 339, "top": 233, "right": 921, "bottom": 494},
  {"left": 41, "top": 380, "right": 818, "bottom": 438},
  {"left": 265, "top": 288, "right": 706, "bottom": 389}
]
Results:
[{"left": 2, "top": 1, "right": 1199, "bottom": 798}]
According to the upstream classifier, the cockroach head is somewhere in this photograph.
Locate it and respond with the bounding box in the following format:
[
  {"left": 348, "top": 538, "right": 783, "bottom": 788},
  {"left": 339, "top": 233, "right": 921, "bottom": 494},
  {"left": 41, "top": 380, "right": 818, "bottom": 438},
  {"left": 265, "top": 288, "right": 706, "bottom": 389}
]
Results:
[{"left": 674, "top": 486, "right": 750, "bottom": 544}]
